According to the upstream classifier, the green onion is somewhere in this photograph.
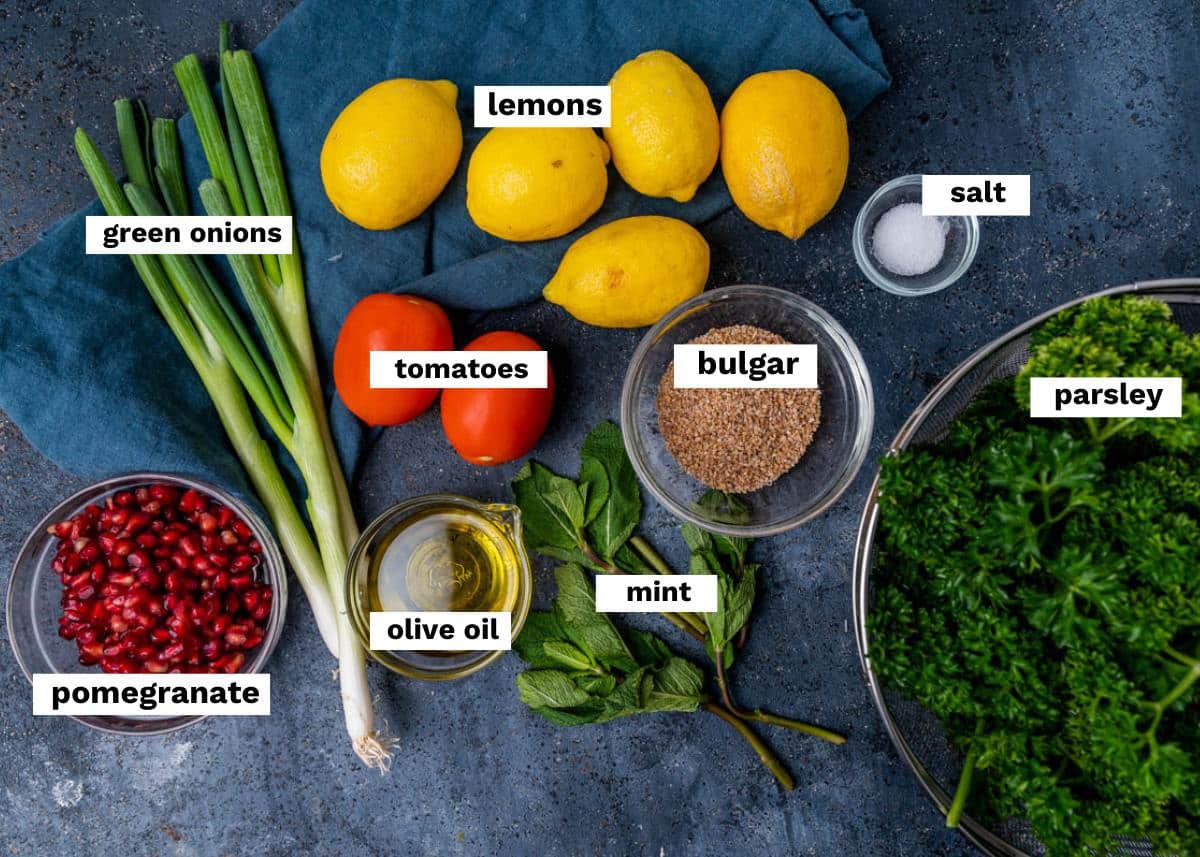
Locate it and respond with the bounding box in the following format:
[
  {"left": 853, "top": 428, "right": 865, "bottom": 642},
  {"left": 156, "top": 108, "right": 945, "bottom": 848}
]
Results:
[
  {"left": 217, "top": 23, "right": 281, "bottom": 285},
  {"left": 173, "top": 54, "right": 247, "bottom": 217},
  {"left": 220, "top": 47, "right": 360, "bottom": 555},
  {"left": 73, "top": 128, "right": 339, "bottom": 657},
  {"left": 151, "top": 118, "right": 189, "bottom": 217},
  {"left": 114, "top": 99, "right": 153, "bottom": 195},
  {"left": 80, "top": 30, "right": 390, "bottom": 770}
]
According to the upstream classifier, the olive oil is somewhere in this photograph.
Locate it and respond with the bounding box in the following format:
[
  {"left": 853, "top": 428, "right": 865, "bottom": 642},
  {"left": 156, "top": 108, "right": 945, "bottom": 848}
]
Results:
[{"left": 367, "top": 504, "right": 521, "bottom": 619}]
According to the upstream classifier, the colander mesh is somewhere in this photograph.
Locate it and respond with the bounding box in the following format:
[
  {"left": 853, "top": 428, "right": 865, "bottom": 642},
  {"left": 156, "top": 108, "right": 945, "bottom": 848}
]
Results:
[{"left": 862, "top": 287, "right": 1200, "bottom": 857}]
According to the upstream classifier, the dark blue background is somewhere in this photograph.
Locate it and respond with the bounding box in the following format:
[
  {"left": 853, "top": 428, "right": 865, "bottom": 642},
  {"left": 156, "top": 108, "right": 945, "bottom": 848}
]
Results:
[{"left": 1, "top": 1, "right": 1196, "bottom": 854}]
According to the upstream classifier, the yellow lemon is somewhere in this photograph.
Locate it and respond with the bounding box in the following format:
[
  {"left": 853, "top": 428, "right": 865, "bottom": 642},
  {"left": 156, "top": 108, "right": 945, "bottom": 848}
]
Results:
[
  {"left": 466, "top": 128, "right": 610, "bottom": 242},
  {"left": 543, "top": 216, "right": 709, "bottom": 328},
  {"left": 720, "top": 70, "right": 848, "bottom": 239},
  {"left": 604, "top": 50, "right": 719, "bottom": 202},
  {"left": 320, "top": 78, "right": 462, "bottom": 230}
]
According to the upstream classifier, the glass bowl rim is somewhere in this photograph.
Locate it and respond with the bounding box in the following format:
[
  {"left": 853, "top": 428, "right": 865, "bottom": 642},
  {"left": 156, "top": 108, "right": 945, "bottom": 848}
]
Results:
[
  {"left": 344, "top": 492, "right": 534, "bottom": 681},
  {"left": 5, "top": 471, "right": 288, "bottom": 736},
  {"left": 619, "top": 284, "right": 875, "bottom": 537},
  {"left": 852, "top": 173, "right": 980, "bottom": 297}
]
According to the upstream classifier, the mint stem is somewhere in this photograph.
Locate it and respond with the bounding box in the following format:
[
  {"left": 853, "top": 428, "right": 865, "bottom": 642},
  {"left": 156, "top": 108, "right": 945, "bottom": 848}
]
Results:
[
  {"left": 702, "top": 701, "right": 794, "bottom": 790},
  {"left": 714, "top": 648, "right": 844, "bottom": 744},
  {"left": 579, "top": 541, "right": 707, "bottom": 640}
]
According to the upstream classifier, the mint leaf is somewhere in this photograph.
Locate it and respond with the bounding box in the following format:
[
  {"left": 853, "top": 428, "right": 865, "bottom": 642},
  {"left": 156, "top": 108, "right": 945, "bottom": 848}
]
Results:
[
  {"left": 543, "top": 641, "right": 594, "bottom": 672},
  {"left": 512, "top": 462, "right": 585, "bottom": 552},
  {"left": 552, "top": 565, "right": 637, "bottom": 671},
  {"left": 581, "top": 421, "right": 641, "bottom": 561},
  {"left": 724, "top": 564, "right": 757, "bottom": 643},
  {"left": 574, "top": 673, "right": 617, "bottom": 696},
  {"left": 512, "top": 611, "right": 570, "bottom": 668},
  {"left": 596, "top": 666, "right": 649, "bottom": 722},
  {"left": 530, "top": 701, "right": 606, "bottom": 726},
  {"left": 579, "top": 457, "right": 610, "bottom": 526},
  {"left": 645, "top": 657, "right": 704, "bottom": 712},
  {"left": 517, "top": 670, "right": 593, "bottom": 709},
  {"left": 625, "top": 627, "right": 673, "bottom": 668}
]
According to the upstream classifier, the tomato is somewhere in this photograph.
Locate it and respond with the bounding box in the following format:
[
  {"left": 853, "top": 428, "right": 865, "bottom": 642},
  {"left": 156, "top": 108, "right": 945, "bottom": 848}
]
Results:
[
  {"left": 440, "top": 331, "right": 554, "bottom": 465},
  {"left": 333, "top": 294, "right": 453, "bottom": 426}
]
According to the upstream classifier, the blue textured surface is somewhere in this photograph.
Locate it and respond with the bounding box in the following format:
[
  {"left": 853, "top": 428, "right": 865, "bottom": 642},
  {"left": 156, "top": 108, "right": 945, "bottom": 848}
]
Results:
[{"left": 1, "top": 1, "right": 1198, "bottom": 855}]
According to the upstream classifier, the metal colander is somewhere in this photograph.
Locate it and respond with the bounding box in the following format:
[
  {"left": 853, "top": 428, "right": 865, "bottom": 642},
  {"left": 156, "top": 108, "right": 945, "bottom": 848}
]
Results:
[{"left": 852, "top": 279, "right": 1200, "bottom": 857}]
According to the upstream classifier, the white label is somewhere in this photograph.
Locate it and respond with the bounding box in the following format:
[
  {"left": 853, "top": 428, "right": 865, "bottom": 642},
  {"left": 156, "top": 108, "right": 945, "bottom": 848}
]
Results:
[
  {"left": 474, "top": 85, "right": 611, "bottom": 127},
  {"left": 672, "top": 344, "right": 818, "bottom": 389},
  {"left": 32, "top": 673, "right": 270, "bottom": 716},
  {"left": 594, "top": 575, "right": 719, "bottom": 613},
  {"left": 921, "top": 175, "right": 1030, "bottom": 216},
  {"left": 1029, "top": 377, "right": 1182, "bottom": 417},
  {"left": 369, "top": 350, "right": 549, "bottom": 388},
  {"left": 368, "top": 612, "right": 512, "bottom": 651},
  {"left": 85, "top": 216, "right": 293, "bottom": 254}
]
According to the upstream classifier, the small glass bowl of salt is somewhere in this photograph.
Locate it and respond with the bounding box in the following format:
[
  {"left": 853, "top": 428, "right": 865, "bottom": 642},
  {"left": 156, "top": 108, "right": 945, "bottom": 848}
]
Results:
[{"left": 852, "top": 174, "right": 979, "bottom": 296}]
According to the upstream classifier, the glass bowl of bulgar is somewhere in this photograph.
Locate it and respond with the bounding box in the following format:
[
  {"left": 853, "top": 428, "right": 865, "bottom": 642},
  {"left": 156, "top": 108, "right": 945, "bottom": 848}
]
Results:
[{"left": 620, "top": 285, "right": 874, "bottom": 537}]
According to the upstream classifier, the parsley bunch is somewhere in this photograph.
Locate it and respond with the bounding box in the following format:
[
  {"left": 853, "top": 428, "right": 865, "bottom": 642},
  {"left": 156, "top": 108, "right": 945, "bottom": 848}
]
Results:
[{"left": 871, "top": 296, "right": 1200, "bottom": 855}]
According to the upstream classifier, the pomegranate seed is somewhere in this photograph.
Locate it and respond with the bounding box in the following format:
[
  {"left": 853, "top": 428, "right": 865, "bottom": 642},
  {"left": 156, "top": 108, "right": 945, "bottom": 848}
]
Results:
[
  {"left": 219, "top": 529, "right": 239, "bottom": 546},
  {"left": 160, "top": 530, "right": 180, "bottom": 545},
  {"left": 211, "top": 615, "right": 231, "bottom": 635},
  {"left": 134, "top": 488, "right": 150, "bottom": 505},
  {"left": 198, "top": 513, "right": 218, "bottom": 533},
  {"left": 212, "top": 572, "right": 230, "bottom": 592},
  {"left": 149, "top": 484, "right": 178, "bottom": 504},
  {"left": 112, "top": 538, "right": 133, "bottom": 558},
  {"left": 231, "top": 554, "right": 256, "bottom": 572},
  {"left": 114, "top": 490, "right": 135, "bottom": 507},
  {"left": 151, "top": 627, "right": 171, "bottom": 644},
  {"left": 230, "top": 574, "right": 252, "bottom": 591},
  {"left": 179, "top": 535, "right": 200, "bottom": 557},
  {"left": 135, "top": 532, "right": 158, "bottom": 549},
  {"left": 135, "top": 569, "right": 161, "bottom": 589},
  {"left": 144, "top": 659, "right": 168, "bottom": 673},
  {"left": 126, "top": 511, "right": 152, "bottom": 533},
  {"left": 126, "top": 550, "right": 149, "bottom": 570}
]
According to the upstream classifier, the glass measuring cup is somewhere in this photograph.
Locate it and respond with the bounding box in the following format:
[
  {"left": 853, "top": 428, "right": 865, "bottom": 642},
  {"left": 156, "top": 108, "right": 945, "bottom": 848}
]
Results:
[{"left": 345, "top": 494, "right": 532, "bottom": 680}]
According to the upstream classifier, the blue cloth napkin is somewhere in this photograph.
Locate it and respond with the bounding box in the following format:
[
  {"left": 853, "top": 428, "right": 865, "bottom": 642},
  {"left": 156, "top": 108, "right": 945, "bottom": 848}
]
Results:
[{"left": 0, "top": 0, "right": 889, "bottom": 500}]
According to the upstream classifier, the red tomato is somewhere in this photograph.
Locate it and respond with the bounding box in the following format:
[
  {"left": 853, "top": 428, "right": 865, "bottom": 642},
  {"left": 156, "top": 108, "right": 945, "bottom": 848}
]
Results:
[
  {"left": 440, "top": 331, "right": 554, "bottom": 465},
  {"left": 333, "top": 294, "right": 453, "bottom": 426}
]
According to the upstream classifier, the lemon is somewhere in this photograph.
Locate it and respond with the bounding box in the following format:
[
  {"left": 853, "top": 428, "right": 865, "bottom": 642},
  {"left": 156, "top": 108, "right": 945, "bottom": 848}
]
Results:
[
  {"left": 466, "top": 128, "right": 610, "bottom": 242},
  {"left": 604, "top": 50, "right": 719, "bottom": 202},
  {"left": 720, "top": 70, "right": 848, "bottom": 239},
  {"left": 543, "top": 216, "right": 709, "bottom": 328},
  {"left": 320, "top": 78, "right": 462, "bottom": 230}
]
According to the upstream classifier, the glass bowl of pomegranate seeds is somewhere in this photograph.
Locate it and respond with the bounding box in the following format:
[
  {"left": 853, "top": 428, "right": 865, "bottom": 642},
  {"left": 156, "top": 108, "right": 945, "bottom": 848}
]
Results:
[
  {"left": 6, "top": 473, "right": 286, "bottom": 735},
  {"left": 621, "top": 285, "right": 875, "bottom": 537}
]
